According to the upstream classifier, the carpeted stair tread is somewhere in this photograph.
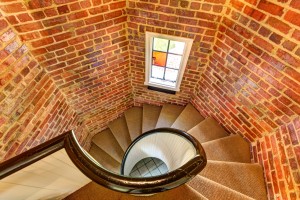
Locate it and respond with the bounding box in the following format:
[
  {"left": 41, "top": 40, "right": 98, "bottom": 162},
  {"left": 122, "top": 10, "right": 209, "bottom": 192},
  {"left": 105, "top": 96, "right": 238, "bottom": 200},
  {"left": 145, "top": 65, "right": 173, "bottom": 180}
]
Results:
[
  {"left": 171, "top": 103, "right": 205, "bottom": 131},
  {"left": 188, "top": 175, "right": 254, "bottom": 200},
  {"left": 199, "top": 160, "right": 267, "bottom": 200},
  {"left": 65, "top": 182, "right": 208, "bottom": 200},
  {"left": 142, "top": 104, "right": 162, "bottom": 133},
  {"left": 202, "top": 135, "right": 251, "bottom": 163},
  {"left": 188, "top": 117, "right": 228, "bottom": 143},
  {"left": 155, "top": 104, "right": 184, "bottom": 128},
  {"left": 91, "top": 129, "right": 124, "bottom": 163},
  {"left": 88, "top": 144, "right": 120, "bottom": 174},
  {"left": 108, "top": 116, "right": 132, "bottom": 152},
  {"left": 124, "top": 107, "right": 143, "bottom": 141}
]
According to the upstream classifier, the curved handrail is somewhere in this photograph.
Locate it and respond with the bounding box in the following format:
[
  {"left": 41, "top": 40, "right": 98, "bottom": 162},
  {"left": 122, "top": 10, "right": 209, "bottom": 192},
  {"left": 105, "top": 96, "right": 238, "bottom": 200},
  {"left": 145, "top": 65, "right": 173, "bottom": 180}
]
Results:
[
  {"left": 0, "top": 132, "right": 67, "bottom": 179},
  {"left": 120, "top": 128, "right": 206, "bottom": 176},
  {"left": 0, "top": 129, "right": 207, "bottom": 194}
]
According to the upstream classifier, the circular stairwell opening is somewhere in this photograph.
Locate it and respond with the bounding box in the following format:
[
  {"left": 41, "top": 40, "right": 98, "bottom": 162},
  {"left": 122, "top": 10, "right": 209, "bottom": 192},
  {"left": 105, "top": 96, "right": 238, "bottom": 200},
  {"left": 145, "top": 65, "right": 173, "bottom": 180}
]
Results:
[{"left": 129, "top": 157, "right": 169, "bottom": 177}]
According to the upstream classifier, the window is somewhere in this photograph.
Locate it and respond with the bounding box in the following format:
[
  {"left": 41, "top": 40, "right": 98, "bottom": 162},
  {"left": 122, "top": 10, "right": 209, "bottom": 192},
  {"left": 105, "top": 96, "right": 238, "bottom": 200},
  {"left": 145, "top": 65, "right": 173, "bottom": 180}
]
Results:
[{"left": 145, "top": 32, "right": 193, "bottom": 92}]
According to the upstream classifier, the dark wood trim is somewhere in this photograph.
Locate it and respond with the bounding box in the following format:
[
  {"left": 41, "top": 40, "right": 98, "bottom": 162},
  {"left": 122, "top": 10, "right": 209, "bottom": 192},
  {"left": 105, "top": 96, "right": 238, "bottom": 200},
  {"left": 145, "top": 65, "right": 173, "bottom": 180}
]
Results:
[
  {"left": 65, "top": 131, "right": 206, "bottom": 194},
  {"left": 147, "top": 86, "right": 176, "bottom": 94},
  {"left": 0, "top": 129, "right": 207, "bottom": 195}
]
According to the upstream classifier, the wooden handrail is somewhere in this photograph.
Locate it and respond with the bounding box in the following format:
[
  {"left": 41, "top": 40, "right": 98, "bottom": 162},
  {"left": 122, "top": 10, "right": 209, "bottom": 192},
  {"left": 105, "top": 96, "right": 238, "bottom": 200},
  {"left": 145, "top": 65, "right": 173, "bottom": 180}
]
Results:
[{"left": 0, "top": 129, "right": 207, "bottom": 194}]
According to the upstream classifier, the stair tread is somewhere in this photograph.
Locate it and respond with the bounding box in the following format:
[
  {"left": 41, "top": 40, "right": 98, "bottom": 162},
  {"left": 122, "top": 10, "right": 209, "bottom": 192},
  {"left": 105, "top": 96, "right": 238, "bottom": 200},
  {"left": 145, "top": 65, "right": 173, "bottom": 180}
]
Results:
[
  {"left": 199, "top": 160, "right": 267, "bottom": 200},
  {"left": 88, "top": 144, "right": 120, "bottom": 174},
  {"left": 171, "top": 103, "right": 205, "bottom": 131},
  {"left": 155, "top": 104, "right": 184, "bottom": 128},
  {"left": 188, "top": 175, "right": 254, "bottom": 200},
  {"left": 92, "top": 129, "right": 124, "bottom": 163},
  {"left": 108, "top": 116, "right": 132, "bottom": 152},
  {"left": 125, "top": 107, "right": 143, "bottom": 141},
  {"left": 188, "top": 117, "right": 228, "bottom": 143},
  {"left": 202, "top": 135, "right": 251, "bottom": 163},
  {"left": 142, "top": 104, "right": 162, "bottom": 133},
  {"left": 65, "top": 182, "right": 208, "bottom": 200}
]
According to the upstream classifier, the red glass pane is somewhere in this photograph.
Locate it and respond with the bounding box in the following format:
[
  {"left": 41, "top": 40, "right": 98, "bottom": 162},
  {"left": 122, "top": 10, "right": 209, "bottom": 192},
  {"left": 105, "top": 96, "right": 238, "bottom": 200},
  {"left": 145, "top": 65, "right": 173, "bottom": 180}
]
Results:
[{"left": 152, "top": 51, "right": 167, "bottom": 67}]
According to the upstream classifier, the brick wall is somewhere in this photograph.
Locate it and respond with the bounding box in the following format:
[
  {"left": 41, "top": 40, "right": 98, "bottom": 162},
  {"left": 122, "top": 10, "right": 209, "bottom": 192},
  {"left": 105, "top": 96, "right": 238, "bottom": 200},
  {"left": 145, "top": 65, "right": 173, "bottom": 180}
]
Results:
[
  {"left": 0, "top": 14, "right": 88, "bottom": 162},
  {"left": 128, "top": 0, "right": 225, "bottom": 106},
  {"left": 0, "top": 0, "right": 299, "bottom": 199},
  {"left": 0, "top": 0, "right": 133, "bottom": 135},
  {"left": 191, "top": 0, "right": 300, "bottom": 199}
]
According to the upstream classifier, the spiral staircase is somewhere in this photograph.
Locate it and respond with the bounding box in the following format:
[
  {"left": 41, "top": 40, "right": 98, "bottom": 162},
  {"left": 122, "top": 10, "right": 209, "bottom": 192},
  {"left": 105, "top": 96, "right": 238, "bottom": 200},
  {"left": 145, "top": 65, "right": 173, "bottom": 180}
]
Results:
[{"left": 66, "top": 103, "right": 267, "bottom": 200}]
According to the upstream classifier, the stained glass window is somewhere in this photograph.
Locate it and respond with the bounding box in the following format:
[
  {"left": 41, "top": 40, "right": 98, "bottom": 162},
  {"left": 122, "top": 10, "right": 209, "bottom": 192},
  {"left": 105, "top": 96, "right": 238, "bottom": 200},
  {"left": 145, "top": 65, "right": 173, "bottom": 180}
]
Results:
[
  {"left": 145, "top": 32, "right": 193, "bottom": 91},
  {"left": 150, "top": 37, "right": 185, "bottom": 87}
]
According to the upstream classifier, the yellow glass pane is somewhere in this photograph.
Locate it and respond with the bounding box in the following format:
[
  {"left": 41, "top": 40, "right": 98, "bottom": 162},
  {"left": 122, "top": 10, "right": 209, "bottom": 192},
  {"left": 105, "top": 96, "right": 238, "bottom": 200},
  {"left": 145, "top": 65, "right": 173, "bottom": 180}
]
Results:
[
  {"left": 153, "top": 38, "right": 169, "bottom": 52},
  {"left": 152, "top": 51, "right": 167, "bottom": 67}
]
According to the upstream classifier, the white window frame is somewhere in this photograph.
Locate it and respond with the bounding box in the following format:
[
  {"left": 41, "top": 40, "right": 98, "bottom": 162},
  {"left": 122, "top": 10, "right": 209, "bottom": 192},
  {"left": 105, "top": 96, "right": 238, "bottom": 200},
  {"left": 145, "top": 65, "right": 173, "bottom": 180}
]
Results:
[{"left": 144, "top": 32, "right": 193, "bottom": 92}]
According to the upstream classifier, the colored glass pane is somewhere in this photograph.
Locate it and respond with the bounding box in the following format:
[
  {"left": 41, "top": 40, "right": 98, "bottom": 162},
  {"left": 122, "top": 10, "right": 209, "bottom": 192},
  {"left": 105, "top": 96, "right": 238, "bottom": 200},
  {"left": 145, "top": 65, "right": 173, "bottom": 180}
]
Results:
[
  {"left": 169, "top": 40, "right": 185, "bottom": 55},
  {"left": 166, "top": 54, "right": 182, "bottom": 69},
  {"left": 165, "top": 68, "right": 178, "bottom": 82},
  {"left": 151, "top": 65, "right": 164, "bottom": 79},
  {"left": 152, "top": 51, "right": 167, "bottom": 67},
  {"left": 153, "top": 38, "right": 169, "bottom": 52}
]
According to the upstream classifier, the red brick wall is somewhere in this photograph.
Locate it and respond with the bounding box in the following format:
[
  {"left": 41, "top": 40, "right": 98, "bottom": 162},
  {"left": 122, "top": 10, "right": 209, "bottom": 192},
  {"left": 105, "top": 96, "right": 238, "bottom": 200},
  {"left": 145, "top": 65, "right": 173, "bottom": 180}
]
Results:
[
  {"left": 128, "top": 0, "right": 224, "bottom": 106},
  {"left": 191, "top": 0, "right": 300, "bottom": 199},
  {"left": 1, "top": 0, "right": 299, "bottom": 198},
  {"left": 0, "top": 14, "right": 88, "bottom": 162},
  {"left": 0, "top": 0, "right": 133, "bottom": 135}
]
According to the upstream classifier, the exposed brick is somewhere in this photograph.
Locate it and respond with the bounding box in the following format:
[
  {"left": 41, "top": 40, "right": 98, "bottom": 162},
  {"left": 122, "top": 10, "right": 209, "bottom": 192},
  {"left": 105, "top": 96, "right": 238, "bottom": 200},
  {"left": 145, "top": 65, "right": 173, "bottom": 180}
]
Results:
[
  {"left": 28, "top": 0, "right": 52, "bottom": 9},
  {"left": 277, "top": 49, "right": 300, "bottom": 67},
  {"left": 0, "top": 19, "right": 8, "bottom": 30},
  {"left": 89, "top": 6, "right": 109, "bottom": 15},
  {"left": 0, "top": 29, "right": 15, "bottom": 42},
  {"left": 15, "top": 22, "right": 44, "bottom": 33},
  {"left": 156, "top": 6, "right": 175, "bottom": 14},
  {"left": 269, "top": 33, "right": 283, "bottom": 44},
  {"left": 17, "top": 13, "right": 32, "bottom": 22},
  {"left": 230, "top": 0, "right": 244, "bottom": 11},
  {"left": 244, "top": 6, "right": 266, "bottom": 21},
  {"left": 31, "top": 11, "right": 46, "bottom": 20},
  {"left": 42, "top": 16, "right": 67, "bottom": 27},
  {"left": 266, "top": 17, "right": 291, "bottom": 34},
  {"left": 190, "top": 2, "right": 201, "bottom": 10},
  {"left": 6, "top": 17, "right": 20, "bottom": 27},
  {"left": 57, "top": 5, "right": 70, "bottom": 14},
  {"left": 0, "top": 3, "right": 26, "bottom": 13},
  {"left": 284, "top": 10, "right": 300, "bottom": 27},
  {"left": 104, "top": 10, "right": 123, "bottom": 20},
  {"left": 136, "top": 2, "right": 155, "bottom": 10},
  {"left": 176, "top": 9, "right": 195, "bottom": 17},
  {"left": 257, "top": 0, "right": 284, "bottom": 16},
  {"left": 0, "top": 2, "right": 299, "bottom": 199},
  {"left": 40, "top": 26, "right": 63, "bottom": 37},
  {"left": 110, "top": 1, "right": 126, "bottom": 10},
  {"left": 85, "top": 14, "right": 104, "bottom": 25},
  {"left": 290, "top": 0, "right": 300, "bottom": 10},
  {"left": 31, "top": 37, "right": 54, "bottom": 48},
  {"left": 282, "top": 40, "right": 297, "bottom": 51},
  {"left": 253, "top": 36, "right": 274, "bottom": 52},
  {"left": 44, "top": 8, "right": 58, "bottom": 17}
]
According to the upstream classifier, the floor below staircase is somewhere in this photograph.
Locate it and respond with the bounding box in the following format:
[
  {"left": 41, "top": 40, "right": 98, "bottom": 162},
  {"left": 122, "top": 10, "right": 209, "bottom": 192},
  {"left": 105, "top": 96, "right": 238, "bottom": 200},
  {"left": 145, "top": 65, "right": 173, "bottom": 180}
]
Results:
[{"left": 65, "top": 103, "right": 267, "bottom": 200}]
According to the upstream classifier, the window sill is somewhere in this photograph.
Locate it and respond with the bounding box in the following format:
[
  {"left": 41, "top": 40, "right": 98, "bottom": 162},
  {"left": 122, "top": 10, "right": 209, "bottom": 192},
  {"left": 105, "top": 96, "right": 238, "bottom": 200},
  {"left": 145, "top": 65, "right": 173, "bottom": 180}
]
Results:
[{"left": 147, "top": 86, "right": 176, "bottom": 94}]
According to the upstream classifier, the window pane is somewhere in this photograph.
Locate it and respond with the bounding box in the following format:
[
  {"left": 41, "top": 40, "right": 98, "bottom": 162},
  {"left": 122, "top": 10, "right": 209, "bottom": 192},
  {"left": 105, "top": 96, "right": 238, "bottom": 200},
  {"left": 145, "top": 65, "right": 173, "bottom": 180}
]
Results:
[
  {"left": 151, "top": 65, "right": 164, "bottom": 79},
  {"left": 166, "top": 54, "right": 182, "bottom": 69},
  {"left": 168, "top": 40, "right": 185, "bottom": 55},
  {"left": 165, "top": 68, "right": 178, "bottom": 82},
  {"left": 153, "top": 38, "right": 169, "bottom": 52},
  {"left": 152, "top": 51, "right": 167, "bottom": 67}
]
